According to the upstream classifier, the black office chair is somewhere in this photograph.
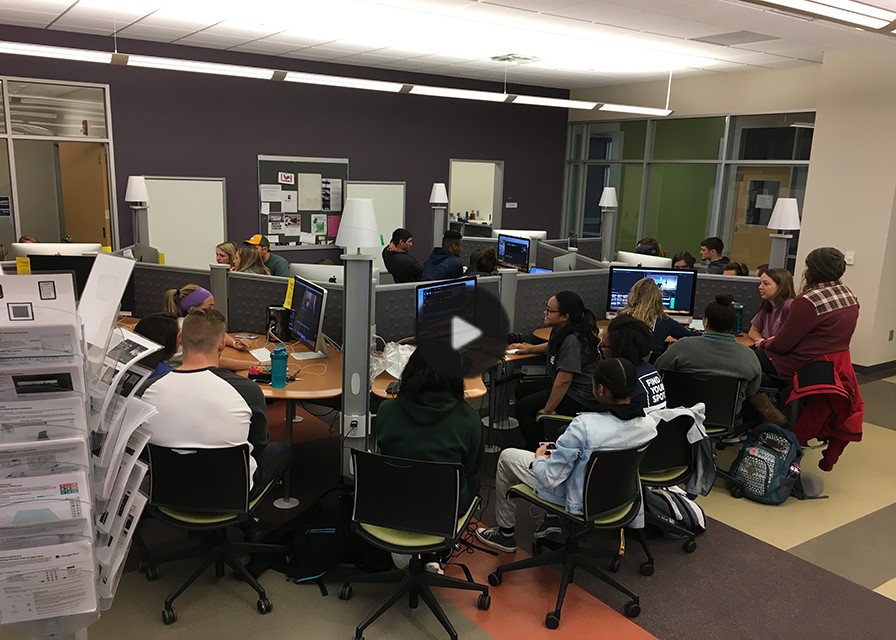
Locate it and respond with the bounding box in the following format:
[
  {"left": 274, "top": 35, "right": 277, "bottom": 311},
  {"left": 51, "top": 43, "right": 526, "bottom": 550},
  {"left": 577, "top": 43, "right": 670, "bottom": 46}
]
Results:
[
  {"left": 638, "top": 414, "right": 702, "bottom": 572},
  {"left": 338, "top": 450, "right": 490, "bottom": 640},
  {"left": 488, "top": 446, "right": 649, "bottom": 629},
  {"left": 139, "top": 444, "right": 286, "bottom": 625},
  {"left": 661, "top": 370, "right": 757, "bottom": 495}
]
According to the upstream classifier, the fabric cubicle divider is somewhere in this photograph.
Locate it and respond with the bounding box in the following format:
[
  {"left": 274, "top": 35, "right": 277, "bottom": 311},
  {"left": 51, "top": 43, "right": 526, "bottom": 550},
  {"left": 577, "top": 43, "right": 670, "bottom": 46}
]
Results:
[
  {"left": 458, "top": 237, "right": 496, "bottom": 269},
  {"left": 513, "top": 270, "right": 609, "bottom": 335},
  {"left": 374, "top": 282, "right": 417, "bottom": 344},
  {"left": 133, "top": 263, "right": 211, "bottom": 319},
  {"left": 694, "top": 274, "right": 761, "bottom": 322},
  {"left": 535, "top": 242, "right": 566, "bottom": 270},
  {"left": 575, "top": 255, "right": 608, "bottom": 270},
  {"left": 575, "top": 238, "right": 603, "bottom": 261}
]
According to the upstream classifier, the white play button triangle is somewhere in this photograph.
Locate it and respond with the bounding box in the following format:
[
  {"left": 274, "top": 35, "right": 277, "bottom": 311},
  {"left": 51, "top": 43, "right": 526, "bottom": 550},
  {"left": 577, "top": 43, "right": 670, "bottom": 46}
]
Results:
[{"left": 451, "top": 316, "right": 482, "bottom": 351}]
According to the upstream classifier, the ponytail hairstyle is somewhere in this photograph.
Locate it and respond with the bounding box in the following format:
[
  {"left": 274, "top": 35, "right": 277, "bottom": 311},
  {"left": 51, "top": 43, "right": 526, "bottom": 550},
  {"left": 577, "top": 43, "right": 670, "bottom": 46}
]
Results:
[
  {"left": 703, "top": 293, "right": 735, "bottom": 334},
  {"left": 163, "top": 284, "right": 212, "bottom": 317},
  {"left": 592, "top": 357, "right": 638, "bottom": 402},
  {"left": 548, "top": 290, "right": 599, "bottom": 365},
  {"left": 620, "top": 278, "right": 665, "bottom": 328}
]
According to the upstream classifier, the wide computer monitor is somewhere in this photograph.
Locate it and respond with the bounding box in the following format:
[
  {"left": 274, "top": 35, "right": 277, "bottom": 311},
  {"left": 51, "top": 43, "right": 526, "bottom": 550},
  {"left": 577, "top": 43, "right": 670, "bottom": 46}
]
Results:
[
  {"left": 496, "top": 234, "right": 532, "bottom": 272},
  {"left": 553, "top": 252, "right": 577, "bottom": 272},
  {"left": 415, "top": 276, "right": 476, "bottom": 345},
  {"left": 615, "top": 250, "right": 672, "bottom": 268},
  {"left": 27, "top": 254, "right": 136, "bottom": 313},
  {"left": 607, "top": 266, "right": 698, "bottom": 317},
  {"left": 10, "top": 242, "right": 103, "bottom": 259},
  {"left": 490, "top": 228, "right": 548, "bottom": 241},
  {"left": 288, "top": 275, "right": 328, "bottom": 360}
]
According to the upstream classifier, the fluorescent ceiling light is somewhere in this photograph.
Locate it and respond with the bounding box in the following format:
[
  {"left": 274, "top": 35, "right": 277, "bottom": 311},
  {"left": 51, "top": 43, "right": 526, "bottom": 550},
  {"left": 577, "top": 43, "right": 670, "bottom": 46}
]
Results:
[
  {"left": 127, "top": 55, "right": 275, "bottom": 79},
  {"left": 512, "top": 95, "right": 597, "bottom": 110},
  {"left": 598, "top": 103, "right": 674, "bottom": 117},
  {"left": 410, "top": 85, "right": 508, "bottom": 103},
  {"left": 789, "top": 122, "right": 815, "bottom": 128},
  {"left": 283, "top": 71, "right": 403, "bottom": 93},
  {"left": 0, "top": 41, "right": 112, "bottom": 64},
  {"left": 754, "top": 0, "right": 894, "bottom": 29}
]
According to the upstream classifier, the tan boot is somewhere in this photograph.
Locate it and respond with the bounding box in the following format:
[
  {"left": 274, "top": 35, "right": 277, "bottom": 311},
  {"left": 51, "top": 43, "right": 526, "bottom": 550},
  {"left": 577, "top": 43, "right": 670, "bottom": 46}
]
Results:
[{"left": 749, "top": 392, "right": 789, "bottom": 426}]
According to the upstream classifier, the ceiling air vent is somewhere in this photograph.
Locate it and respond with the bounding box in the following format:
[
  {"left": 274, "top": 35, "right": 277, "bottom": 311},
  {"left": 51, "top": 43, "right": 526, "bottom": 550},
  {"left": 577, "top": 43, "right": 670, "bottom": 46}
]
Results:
[
  {"left": 691, "top": 31, "right": 780, "bottom": 46},
  {"left": 489, "top": 53, "right": 539, "bottom": 63}
]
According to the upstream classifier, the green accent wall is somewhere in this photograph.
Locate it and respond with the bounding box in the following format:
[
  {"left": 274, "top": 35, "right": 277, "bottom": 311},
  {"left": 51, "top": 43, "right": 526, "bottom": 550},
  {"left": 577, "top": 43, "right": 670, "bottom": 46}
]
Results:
[
  {"left": 644, "top": 164, "right": 717, "bottom": 257},
  {"left": 653, "top": 117, "right": 725, "bottom": 160}
]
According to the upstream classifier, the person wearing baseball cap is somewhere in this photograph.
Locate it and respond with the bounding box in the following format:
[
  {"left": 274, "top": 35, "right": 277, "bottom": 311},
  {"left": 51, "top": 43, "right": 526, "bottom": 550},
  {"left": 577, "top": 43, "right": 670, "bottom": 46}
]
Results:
[{"left": 244, "top": 234, "right": 290, "bottom": 277}]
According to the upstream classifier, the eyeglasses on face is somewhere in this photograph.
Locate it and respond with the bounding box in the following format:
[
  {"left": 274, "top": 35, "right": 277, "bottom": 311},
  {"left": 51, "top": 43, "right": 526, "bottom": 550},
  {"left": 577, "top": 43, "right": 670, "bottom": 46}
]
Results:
[{"left": 544, "top": 305, "right": 560, "bottom": 314}]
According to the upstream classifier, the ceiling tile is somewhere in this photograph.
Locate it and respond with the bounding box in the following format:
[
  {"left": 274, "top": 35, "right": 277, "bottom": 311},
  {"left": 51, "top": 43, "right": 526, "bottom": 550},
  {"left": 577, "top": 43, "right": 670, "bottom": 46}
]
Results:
[
  {"left": 0, "top": 8, "right": 58, "bottom": 28},
  {"left": 175, "top": 33, "right": 255, "bottom": 48}
]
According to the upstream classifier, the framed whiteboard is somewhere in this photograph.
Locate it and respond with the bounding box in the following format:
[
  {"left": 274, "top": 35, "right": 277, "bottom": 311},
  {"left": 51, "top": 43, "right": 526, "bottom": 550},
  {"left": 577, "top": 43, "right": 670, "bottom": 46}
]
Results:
[
  {"left": 345, "top": 181, "right": 405, "bottom": 272},
  {"left": 145, "top": 177, "right": 226, "bottom": 270}
]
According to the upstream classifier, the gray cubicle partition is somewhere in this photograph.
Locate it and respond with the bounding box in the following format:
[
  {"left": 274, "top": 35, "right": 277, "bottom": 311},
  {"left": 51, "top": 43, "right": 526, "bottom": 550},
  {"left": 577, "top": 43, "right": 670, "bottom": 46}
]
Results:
[
  {"left": 694, "top": 274, "right": 761, "bottom": 322},
  {"left": 458, "top": 237, "right": 497, "bottom": 269},
  {"left": 320, "top": 282, "right": 345, "bottom": 345},
  {"left": 513, "top": 269, "right": 609, "bottom": 334},
  {"left": 575, "top": 254, "right": 608, "bottom": 271},
  {"left": 535, "top": 242, "right": 566, "bottom": 270},
  {"left": 133, "top": 263, "right": 211, "bottom": 319},
  {"left": 575, "top": 238, "right": 603, "bottom": 261}
]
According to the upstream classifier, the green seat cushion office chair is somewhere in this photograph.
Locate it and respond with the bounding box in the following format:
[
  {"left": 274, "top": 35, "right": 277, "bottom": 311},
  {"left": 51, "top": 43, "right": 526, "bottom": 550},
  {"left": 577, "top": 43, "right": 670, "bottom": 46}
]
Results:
[
  {"left": 140, "top": 443, "right": 287, "bottom": 625},
  {"left": 338, "top": 450, "right": 490, "bottom": 640},
  {"left": 487, "top": 445, "right": 649, "bottom": 630}
]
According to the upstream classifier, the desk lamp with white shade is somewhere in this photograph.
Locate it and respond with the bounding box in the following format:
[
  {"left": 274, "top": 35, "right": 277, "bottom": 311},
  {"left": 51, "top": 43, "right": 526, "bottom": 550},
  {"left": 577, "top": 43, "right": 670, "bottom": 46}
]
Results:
[
  {"left": 124, "top": 176, "right": 150, "bottom": 245},
  {"left": 598, "top": 186, "right": 618, "bottom": 262},
  {"left": 767, "top": 197, "right": 801, "bottom": 270},
  {"left": 430, "top": 182, "right": 449, "bottom": 248}
]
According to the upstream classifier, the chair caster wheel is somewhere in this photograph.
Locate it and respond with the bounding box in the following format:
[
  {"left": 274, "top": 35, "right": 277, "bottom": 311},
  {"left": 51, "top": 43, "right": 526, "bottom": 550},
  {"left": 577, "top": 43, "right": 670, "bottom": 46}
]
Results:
[
  {"left": 477, "top": 593, "right": 491, "bottom": 610},
  {"left": 624, "top": 601, "right": 641, "bottom": 618},
  {"left": 639, "top": 562, "right": 654, "bottom": 576},
  {"left": 257, "top": 597, "right": 272, "bottom": 614},
  {"left": 683, "top": 539, "right": 697, "bottom": 553},
  {"left": 162, "top": 607, "right": 177, "bottom": 625},
  {"left": 545, "top": 611, "right": 561, "bottom": 629},
  {"left": 730, "top": 485, "right": 744, "bottom": 499},
  {"left": 143, "top": 564, "right": 159, "bottom": 581},
  {"left": 609, "top": 556, "right": 622, "bottom": 573},
  {"left": 488, "top": 572, "right": 502, "bottom": 586},
  {"left": 339, "top": 584, "right": 353, "bottom": 600},
  {"left": 532, "top": 541, "right": 543, "bottom": 556}
]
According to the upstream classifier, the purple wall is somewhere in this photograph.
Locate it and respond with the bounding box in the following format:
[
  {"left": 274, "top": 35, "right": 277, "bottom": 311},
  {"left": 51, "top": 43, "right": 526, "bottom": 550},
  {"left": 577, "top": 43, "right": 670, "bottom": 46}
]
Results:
[{"left": 0, "top": 26, "right": 568, "bottom": 264}]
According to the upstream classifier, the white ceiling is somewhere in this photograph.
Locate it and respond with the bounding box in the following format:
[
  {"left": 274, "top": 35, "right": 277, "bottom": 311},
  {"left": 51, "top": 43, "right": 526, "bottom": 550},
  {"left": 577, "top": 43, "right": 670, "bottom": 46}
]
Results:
[{"left": 0, "top": 0, "right": 893, "bottom": 89}]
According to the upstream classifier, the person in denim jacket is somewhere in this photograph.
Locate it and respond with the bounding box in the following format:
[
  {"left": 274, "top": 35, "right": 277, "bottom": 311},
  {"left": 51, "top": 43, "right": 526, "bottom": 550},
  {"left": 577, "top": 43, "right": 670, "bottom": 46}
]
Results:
[{"left": 476, "top": 358, "right": 658, "bottom": 553}]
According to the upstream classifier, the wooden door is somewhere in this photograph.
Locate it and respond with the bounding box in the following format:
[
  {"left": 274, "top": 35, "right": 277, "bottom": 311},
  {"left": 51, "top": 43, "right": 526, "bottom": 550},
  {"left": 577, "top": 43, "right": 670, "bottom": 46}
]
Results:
[{"left": 58, "top": 141, "right": 111, "bottom": 244}]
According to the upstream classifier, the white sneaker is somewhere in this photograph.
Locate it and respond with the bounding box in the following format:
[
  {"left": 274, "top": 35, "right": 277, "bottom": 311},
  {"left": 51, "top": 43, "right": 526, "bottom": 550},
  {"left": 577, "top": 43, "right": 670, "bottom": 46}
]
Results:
[{"left": 424, "top": 562, "right": 444, "bottom": 575}]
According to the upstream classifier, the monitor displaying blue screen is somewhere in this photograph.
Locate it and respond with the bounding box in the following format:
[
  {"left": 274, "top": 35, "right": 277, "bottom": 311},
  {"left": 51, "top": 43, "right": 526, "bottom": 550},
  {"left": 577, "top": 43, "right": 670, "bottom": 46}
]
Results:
[
  {"left": 497, "top": 234, "right": 531, "bottom": 272},
  {"left": 415, "top": 276, "right": 477, "bottom": 343},
  {"left": 528, "top": 266, "right": 552, "bottom": 274},
  {"left": 607, "top": 266, "right": 698, "bottom": 316}
]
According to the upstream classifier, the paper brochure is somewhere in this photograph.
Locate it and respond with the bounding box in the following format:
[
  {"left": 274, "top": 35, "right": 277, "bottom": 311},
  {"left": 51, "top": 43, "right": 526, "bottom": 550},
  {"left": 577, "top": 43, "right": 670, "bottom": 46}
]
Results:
[
  {"left": 0, "top": 471, "right": 91, "bottom": 527},
  {"left": 0, "top": 397, "right": 88, "bottom": 444},
  {"left": 0, "top": 437, "right": 90, "bottom": 479}
]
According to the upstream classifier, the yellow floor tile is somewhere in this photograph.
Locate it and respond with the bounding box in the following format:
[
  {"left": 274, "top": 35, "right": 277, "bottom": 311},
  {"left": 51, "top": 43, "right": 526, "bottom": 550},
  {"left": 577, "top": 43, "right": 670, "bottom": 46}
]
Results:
[
  {"left": 700, "top": 423, "right": 896, "bottom": 550},
  {"left": 874, "top": 577, "right": 896, "bottom": 601}
]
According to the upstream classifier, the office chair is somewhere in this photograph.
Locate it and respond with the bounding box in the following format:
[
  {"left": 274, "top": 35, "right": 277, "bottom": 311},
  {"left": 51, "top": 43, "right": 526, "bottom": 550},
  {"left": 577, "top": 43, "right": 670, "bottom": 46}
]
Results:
[
  {"left": 338, "top": 450, "right": 490, "bottom": 640},
  {"left": 661, "top": 370, "right": 757, "bottom": 496},
  {"left": 140, "top": 444, "right": 286, "bottom": 625},
  {"left": 638, "top": 414, "right": 701, "bottom": 573},
  {"left": 488, "top": 446, "right": 649, "bottom": 629}
]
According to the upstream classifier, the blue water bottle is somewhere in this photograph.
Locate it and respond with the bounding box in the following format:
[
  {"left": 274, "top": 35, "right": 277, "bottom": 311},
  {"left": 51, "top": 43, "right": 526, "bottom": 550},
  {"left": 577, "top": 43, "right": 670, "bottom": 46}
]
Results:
[
  {"left": 733, "top": 302, "right": 744, "bottom": 336},
  {"left": 270, "top": 347, "right": 288, "bottom": 388}
]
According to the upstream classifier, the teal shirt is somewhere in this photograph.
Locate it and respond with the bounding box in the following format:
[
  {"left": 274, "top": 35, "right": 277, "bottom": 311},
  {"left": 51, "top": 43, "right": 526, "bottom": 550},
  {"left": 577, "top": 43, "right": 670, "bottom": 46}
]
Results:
[{"left": 265, "top": 252, "right": 291, "bottom": 277}]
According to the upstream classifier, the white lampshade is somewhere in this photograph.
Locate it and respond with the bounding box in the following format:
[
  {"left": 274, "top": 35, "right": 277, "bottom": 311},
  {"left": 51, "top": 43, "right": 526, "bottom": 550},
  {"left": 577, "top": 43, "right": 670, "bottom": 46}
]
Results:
[
  {"left": 598, "top": 186, "right": 618, "bottom": 208},
  {"left": 336, "top": 198, "right": 380, "bottom": 249},
  {"left": 125, "top": 175, "right": 149, "bottom": 203},
  {"left": 429, "top": 182, "right": 448, "bottom": 205},
  {"left": 768, "top": 198, "right": 801, "bottom": 231}
]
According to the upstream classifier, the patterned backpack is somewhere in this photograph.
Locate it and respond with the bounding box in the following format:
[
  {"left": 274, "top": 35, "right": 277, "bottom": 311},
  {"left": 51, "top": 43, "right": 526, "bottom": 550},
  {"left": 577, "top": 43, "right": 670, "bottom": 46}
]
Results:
[{"left": 730, "top": 424, "right": 803, "bottom": 505}]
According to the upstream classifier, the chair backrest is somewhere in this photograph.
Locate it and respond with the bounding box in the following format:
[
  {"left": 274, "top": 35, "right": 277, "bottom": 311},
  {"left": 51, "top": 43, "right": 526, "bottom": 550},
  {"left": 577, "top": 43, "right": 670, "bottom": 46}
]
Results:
[
  {"left": 147, "top": 444, "right": 250, "bottom": 513},
  {"left": 582, "top": 445, "right": 648, "bottom": 522},
  {"left": 351, "top": 450, "right": 461, "bottom": 539},
  {"left": 640, "top": 414, "right": 696, "bottom": 476},
  {"left": 661, "top": 370, "right": 741, "bottom": 430}
]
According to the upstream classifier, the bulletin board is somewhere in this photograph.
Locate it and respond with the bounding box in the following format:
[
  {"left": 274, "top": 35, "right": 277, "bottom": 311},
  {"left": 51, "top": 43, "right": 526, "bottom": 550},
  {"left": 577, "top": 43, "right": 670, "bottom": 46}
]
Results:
[{"left": 257, "top": 155, "right": 349, "bottom": 246}]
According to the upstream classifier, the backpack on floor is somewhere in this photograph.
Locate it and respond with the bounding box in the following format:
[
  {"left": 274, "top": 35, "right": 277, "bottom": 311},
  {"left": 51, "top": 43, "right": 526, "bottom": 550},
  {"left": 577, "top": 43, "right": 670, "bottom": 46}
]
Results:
[
  {"left": 643, "top": 485, "right": 706, "bottom": 536},
  {"left": 730, "top": 423, "right": 803, "bottom": 505}
]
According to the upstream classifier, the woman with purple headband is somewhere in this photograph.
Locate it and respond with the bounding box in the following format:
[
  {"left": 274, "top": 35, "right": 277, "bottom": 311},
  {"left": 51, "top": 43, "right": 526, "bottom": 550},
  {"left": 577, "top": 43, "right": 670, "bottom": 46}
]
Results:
[{"left": 162, "top": 284, "right": 251, "bottom": 367}]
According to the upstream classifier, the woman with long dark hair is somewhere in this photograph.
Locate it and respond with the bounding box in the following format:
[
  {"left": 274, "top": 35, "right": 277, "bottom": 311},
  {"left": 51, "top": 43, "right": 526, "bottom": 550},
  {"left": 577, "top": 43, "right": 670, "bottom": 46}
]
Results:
[{"left": 509, "top": 291, "right": 600, "bottom": 450}]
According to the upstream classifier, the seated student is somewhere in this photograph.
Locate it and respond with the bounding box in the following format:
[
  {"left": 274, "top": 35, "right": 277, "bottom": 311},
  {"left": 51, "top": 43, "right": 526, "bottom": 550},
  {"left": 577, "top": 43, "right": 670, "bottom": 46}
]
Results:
[
  {"left": 601, "top": 315, "right": 666, "bottom": 413},
  {"left": 466, "top": 246, "right": 497, "bottom": 277},
  {"left": 215, "top": 241, "right": 239, "bottom": 267},
  {"left": 233, "top": 245, "right": 271, "bottom": 275},
  {"left": 655, "top": 294, "right": 786, "bottom": 425},
  {"left": 376, "top": 344, "right": 483, "bottom": 512},
  {"left": 475, "top": 358, "right": 658, "bottom": 552},
  {"left": 509, "top": 291, "right": 601, "bottom": 451},
  {"left": 18, "top": 234, "right": 39, "bottom": 243},
  {"left": 635, "top": 237, "right": 662, "bottom": 257},
  {"left": 244, "top": 234, "right": 290, "bottom": 277},
  {"left": 140, "top": 308, "right": 290, "bottom": 498},
  {"left": 421, "top": 230, "right": 463, "bottom": 280},
  {"left": 618, "top": 278, "right": 698, "bottom": 358},
  {"left": 671, "top": 250, "right": 696, "bottom": 269},
  {"left": 754, "top": 263, "right": 769, "bottom": 278},
  {"left": 749, "top": 268, "right": 795, "bottom": 346},
  {"left": 699, "top": 236, "right": 730, "bottom": 274},
  {"left": 722, "top": 261, "right": 750, "bottom": 276},
  {"left": 133, "top": 312, "right": 179, "bottom": 378},
  {"left": 382, "top": 228, "right": 422, "bottom": 283}
]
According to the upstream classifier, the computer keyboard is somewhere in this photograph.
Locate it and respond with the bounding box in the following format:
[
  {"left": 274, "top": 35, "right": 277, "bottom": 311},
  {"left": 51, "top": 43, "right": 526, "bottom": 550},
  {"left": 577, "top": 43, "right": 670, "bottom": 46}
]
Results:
[{"left": 249, "top": 347, "right": 271, "bottom": 362}]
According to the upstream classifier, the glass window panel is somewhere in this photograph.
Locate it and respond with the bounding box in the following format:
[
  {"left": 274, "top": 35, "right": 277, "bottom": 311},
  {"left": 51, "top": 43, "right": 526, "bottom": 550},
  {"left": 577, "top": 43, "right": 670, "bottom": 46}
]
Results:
[
  {"left": 722, "top": 165, "right": 808, "bottom": 272},
  {"left": 564, "top": 163, "right": 582, "bottom": 238},
  {"left": 8, "top": 81, "right": 107, "bottom": 138},
  {"left": 587, "top": 135, "right": 611, "bottom": 161},
  {"left": 587, "top": 121, "right": 647, "bottom": 160},
  {"left": 568, "top": 124, "right": 585, "bottom": 160},
  {"left": 0, "top": 140, "right": 14, "bottom": 248},
  {"left": 0, "top": 82, "right": 5, "bottom": 134},
  {"left": 583, "top": 164, "right": 609, "bottom": 236},
  {"left": 653, "top": 117, "right": 725, "bottom": 160},
  {"left": 615, "top": 164, "right": 644, "bottom": 255},
  {"left": 620, "top": 121, "right": 647, "bottom": 160},
  {"left": 728, "top": 112, "right": 815, "bottom": 160},
  {"left": 644, "top": 164, "right": 718, "bottom": 259}
]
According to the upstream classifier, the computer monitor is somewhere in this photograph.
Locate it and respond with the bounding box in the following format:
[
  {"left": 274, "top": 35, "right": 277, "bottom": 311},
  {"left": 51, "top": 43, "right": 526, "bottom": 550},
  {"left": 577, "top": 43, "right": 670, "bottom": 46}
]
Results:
[
  {"left": 497, "top": 234, "right": 532, "bottom": 272},
  {"left": 288, "top": 275, "right": 328, "bottom": 360},
  {"left": 607, "top": 266, "right": 698, "bottom": 317},
  {"left": 9, "top": 242, "right": 102, "bottom": 259},
  {"left": 615, "top": 250, "right": 672, "bottom": 268},
  {"left": 553, "top": 252, "right": 577, "bottom": 272},
  {"left": 415, "top": 276, "right": 476, "bottom": 344},
  {"left": 490, "top": 229, "right": 548, "bottom": 241},
  {"left": 27, "top": 254, "right": 136, "bottom": 313},
  {"left": 528, "top": 266, "right": 552, "bottom": 274},
  {"left": 290, "top": 263, "right": 343, "bottom": 284}
]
